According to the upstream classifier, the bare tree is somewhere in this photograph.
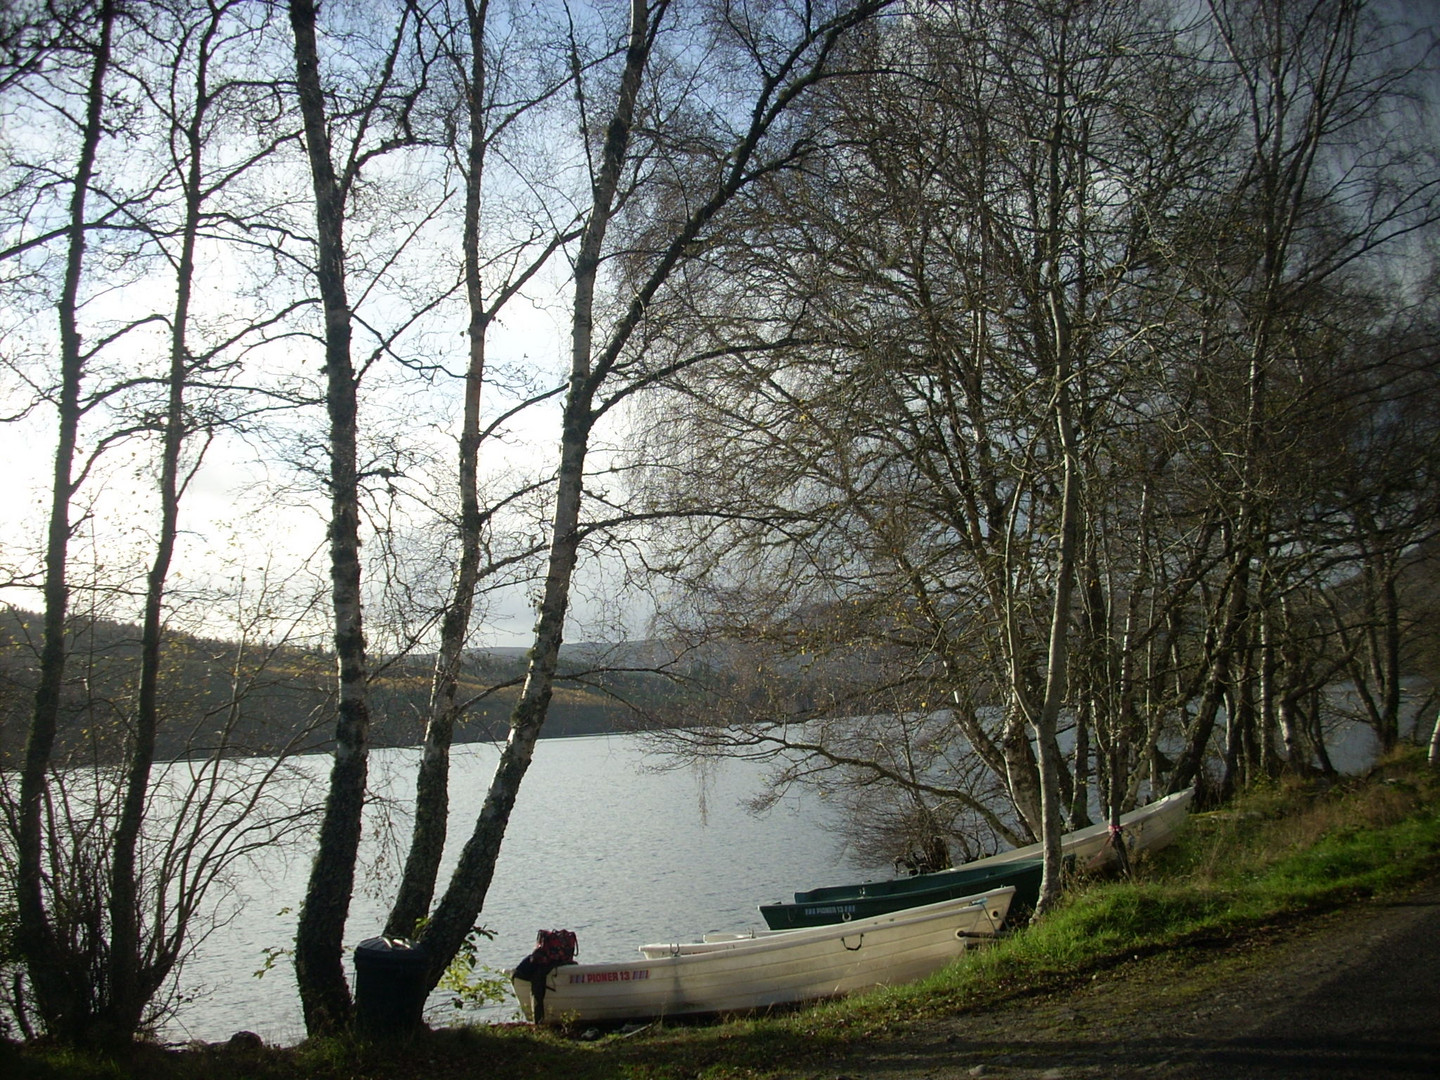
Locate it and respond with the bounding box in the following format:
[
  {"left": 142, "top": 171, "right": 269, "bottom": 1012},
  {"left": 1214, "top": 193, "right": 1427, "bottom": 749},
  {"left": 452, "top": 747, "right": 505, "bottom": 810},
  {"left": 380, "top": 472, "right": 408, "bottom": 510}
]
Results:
[
  {"left": 1167, "top": 0, "right": 1440, "bottom": 796},
  {"left": 383, "top": 0, "right": 578, "bottom": 942},
  {"left": 632, "top": 0, "right": 1438, "bottom": 890},
  {"left": 286, "top": 0, "right": 450, "bottom": 1035},
  {"left": 636, "top": 0, "right": 1220, "bottom": 906},
  {"left": 12, "top": 0, "right": 121, "bottom": 1039},
  {"left": 90, "top": 0, "right": 320, "bottom": 1039},
  {"left": 0, "top": 0, "right": 330, "bottom": 1041},
  {"left": 360, "top": 0, "right": 892, "bottom": 1017}
]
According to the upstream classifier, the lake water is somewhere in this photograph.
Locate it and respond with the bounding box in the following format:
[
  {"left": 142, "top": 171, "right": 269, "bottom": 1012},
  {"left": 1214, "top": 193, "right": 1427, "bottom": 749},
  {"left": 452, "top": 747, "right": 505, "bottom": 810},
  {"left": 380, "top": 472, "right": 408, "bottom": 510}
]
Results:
[
  {"left": 152, "top": 697, "right": 1428, "bottom": 1045},
  {"left": 160, "top": 733, "right": 886, "bottom": 1045}
]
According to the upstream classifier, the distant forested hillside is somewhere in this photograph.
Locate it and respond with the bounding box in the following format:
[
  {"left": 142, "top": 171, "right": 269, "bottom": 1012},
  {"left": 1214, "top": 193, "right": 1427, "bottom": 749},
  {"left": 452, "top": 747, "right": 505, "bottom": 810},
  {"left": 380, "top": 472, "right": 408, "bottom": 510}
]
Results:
[{"left": 0, "top": 607, "right": 673, "bottom": 765}]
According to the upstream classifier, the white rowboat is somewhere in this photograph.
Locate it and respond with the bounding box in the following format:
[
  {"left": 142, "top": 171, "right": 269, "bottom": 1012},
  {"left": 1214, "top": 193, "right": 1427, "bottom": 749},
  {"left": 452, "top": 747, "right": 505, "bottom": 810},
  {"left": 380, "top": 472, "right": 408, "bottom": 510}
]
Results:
[
  {"left": 960, "top": 786, "right": 1196, "bottom": 876},
  {"left": 511, "top": 886, "right": 1014, "bottom": 1024},
  {"left": 637, "top": 884, "right": 1011, "bottom": 957}
]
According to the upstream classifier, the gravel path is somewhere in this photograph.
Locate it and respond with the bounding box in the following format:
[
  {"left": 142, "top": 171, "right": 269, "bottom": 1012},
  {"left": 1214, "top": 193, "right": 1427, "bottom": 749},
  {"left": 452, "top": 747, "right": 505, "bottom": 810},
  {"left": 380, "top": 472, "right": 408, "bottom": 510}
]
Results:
[{"left": 822, "top": 878, "right": 1440, "bottom": 1080}]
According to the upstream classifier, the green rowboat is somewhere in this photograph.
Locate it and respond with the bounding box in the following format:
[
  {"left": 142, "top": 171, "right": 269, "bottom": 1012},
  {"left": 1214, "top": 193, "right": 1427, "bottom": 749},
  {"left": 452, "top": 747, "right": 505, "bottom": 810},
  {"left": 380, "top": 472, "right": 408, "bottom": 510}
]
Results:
[
  {"left": 761, "top": 788, "right": 1195, "bottom": 931},
  {"left": 760, "top": 858, "right": 1044, "bottom": 930}
]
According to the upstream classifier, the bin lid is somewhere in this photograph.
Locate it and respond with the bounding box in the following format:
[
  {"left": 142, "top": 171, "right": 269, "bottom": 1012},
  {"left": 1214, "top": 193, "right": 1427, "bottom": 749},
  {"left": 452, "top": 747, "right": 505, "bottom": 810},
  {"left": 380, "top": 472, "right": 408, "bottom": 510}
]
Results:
[
  {"left": 356, "top": 936, "right": 418, "bottom": 953},
  {"left": 354, "top": 937, "right": 429, "bottom": 973}
]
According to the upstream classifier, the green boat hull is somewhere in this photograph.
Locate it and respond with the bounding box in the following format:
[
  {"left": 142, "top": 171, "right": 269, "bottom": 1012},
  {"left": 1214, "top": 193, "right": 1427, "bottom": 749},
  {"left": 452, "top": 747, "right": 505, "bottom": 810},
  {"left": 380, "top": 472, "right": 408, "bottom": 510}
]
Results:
[{"left": 761, "top": 859, "right": 1045, "bottom": 930}]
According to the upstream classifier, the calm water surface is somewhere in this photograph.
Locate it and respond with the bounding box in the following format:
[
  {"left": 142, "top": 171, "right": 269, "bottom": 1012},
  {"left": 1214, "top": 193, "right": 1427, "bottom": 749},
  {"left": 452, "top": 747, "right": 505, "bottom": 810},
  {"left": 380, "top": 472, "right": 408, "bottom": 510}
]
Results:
[
  {"left": 164, "top": 701, "right": 1418, "bottom": 1045},
  {"left": 162, "top": 733, "right": 884, "bottom": 1045}
]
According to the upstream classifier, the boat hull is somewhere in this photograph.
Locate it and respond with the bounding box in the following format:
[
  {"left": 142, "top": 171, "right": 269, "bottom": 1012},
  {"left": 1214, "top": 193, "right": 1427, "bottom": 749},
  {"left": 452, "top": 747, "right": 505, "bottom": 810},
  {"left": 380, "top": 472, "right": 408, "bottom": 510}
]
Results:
[
  {"left": 512, "top": 886, "right": 1014, "bottom": 1024},
  {"left": 762, "top": 859, "right": 1044, "bottom": 930},
  {"left": 764, "top": 788, "right": 1195, "bottom": 931},
  {"left": 962, "top": 787, "right": 1195, "bottom": 875}
]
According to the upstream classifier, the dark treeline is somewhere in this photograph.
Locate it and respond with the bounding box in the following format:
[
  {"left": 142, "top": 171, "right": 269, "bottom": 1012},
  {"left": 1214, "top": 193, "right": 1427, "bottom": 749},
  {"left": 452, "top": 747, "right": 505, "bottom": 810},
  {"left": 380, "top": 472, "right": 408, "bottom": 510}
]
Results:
[{"left": 0, "top": 607, "right": 660, "bottom": 764}]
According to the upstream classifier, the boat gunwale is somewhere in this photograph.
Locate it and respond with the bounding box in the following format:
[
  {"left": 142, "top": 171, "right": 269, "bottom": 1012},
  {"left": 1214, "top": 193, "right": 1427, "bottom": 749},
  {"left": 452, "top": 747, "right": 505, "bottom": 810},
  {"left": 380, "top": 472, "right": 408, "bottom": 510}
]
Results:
[{"left": 620, "top": 886, "right": 1014, "bottom": 967}]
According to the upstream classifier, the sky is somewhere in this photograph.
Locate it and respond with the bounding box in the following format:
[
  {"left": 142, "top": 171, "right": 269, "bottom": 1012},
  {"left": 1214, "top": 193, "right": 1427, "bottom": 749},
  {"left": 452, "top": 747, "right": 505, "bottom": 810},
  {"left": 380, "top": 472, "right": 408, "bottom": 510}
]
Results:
[
  {"left": 0, "top": 0, "right": 638, "bottom": 653},
  {"left": 3, "top": 0, "right": 1436, "bottom": 655},
  {"left": 0, "top": 259, "right": 626, "bottom": 652}
]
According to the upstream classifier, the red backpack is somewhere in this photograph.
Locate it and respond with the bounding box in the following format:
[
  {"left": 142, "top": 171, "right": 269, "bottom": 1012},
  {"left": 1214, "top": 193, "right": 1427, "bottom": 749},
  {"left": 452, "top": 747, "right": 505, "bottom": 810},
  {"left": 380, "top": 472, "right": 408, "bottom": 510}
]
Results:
[{"left": 533, "top": 928, "right": 577, "bottom": 966}]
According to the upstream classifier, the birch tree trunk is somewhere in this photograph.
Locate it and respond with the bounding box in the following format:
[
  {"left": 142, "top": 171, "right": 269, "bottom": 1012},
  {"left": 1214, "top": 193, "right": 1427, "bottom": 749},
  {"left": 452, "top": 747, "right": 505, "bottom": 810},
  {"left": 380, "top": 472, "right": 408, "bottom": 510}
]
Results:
[
  {"left": 15, "top": 0, "right": 115, "bottom": 1039},
  {"left": 382, "top": 0, "right": 888, "bottom": 1009},
  {"left": 383, "top": 0, "right": 581, "bottom": 941},
  {"left": 406, "top": 0, "right": 657, "bottom": 987},
  {"left": 289, "top": 0, "right": 372, "bottom": 1036},
  {"left": 384, "top": 0, "right": 496, "bottom": 942},
  {"left": 101, "top": 23, "right": 208, "bottom": 1036},
  {"left": 1033, "top": 394, "right": 1082, "bottom": 914}
]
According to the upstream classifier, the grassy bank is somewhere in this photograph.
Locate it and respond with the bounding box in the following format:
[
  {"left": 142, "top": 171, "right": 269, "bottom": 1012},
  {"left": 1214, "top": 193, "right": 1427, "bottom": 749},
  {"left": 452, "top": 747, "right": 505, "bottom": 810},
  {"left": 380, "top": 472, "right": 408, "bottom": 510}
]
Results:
[{"left": 6, "top": 750, "right": 1438, "bottom": 1080}]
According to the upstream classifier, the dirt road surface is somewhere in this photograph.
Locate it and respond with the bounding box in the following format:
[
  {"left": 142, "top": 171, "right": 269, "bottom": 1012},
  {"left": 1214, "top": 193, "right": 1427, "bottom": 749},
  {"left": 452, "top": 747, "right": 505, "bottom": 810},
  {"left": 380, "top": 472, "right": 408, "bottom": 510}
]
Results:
[{"left": 823, "top": 878, "right": 1440, "bottom": 1080}]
